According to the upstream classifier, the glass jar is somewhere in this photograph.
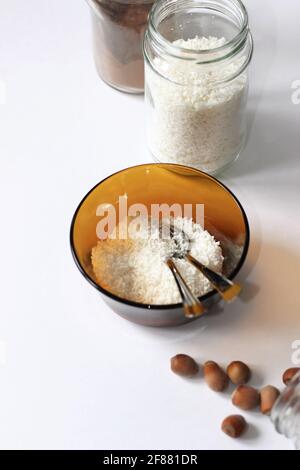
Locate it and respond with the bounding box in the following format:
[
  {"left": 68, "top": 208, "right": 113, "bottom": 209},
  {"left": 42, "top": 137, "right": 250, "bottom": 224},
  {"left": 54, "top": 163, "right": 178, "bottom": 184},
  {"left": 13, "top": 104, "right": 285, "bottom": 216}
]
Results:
[
  {"left": 143, "top": 0, "right": 253, "bottom": 175},
  {"left": 271, "top": 371, "right": 300, "bottom": 450},
  {"left": 87, "top": 0, "right": 155, "bottom": 93}
]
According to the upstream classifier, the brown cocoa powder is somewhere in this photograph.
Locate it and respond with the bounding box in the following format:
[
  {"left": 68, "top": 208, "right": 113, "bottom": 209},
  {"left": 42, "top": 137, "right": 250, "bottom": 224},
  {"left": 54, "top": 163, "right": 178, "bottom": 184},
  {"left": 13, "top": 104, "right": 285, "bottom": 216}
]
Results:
[{"left": 91, "top": 0, "right": 154, "bottom": 92}]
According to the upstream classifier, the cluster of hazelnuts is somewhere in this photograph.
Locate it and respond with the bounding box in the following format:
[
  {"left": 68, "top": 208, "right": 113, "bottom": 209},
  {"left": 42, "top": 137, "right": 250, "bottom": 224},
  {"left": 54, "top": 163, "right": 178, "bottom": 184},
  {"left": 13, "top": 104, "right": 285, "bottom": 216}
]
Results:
[{"left": 170, "top": 354, "right": 300, "bottom": 439}]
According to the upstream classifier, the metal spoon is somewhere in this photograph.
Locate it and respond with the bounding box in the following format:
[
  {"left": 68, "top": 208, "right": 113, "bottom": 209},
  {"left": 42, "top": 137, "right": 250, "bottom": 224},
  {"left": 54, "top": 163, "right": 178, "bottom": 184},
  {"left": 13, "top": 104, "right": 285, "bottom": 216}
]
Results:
[
  {"left": 164, "top": 221, "right": 241, "bottom": 302},
  {"left": 157, "top": 221, "right": 205, "bottom": 318},
  {"left": 166, "top": 258, "right": 206, "bottom": 319}
]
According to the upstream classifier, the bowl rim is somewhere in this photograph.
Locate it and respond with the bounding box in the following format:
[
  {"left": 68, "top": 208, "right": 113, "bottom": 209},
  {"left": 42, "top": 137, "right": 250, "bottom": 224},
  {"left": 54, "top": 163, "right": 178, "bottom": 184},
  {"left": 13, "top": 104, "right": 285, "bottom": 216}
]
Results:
[{"left": 70, "top": 163, "right": 250, "bottom": 310}]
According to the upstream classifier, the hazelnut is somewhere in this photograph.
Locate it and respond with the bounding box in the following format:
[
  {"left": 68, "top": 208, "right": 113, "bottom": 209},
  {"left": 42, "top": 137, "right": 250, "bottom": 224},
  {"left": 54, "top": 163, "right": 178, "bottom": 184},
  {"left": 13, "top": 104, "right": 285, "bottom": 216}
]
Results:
[
  {"left": 170, "top": 354, "right": 199, "bottom": 377},
  {"left": 204, "top": 361, "right": 229, "bottom": 392},
  {"left": 232, "top": 385, "right": 260, "bottom": 410},
  {"left": 227, "top": 361, "right": 251, "bottom": 385},
  {"left": 282, "top": 368, "right": 300, "bottom": 385},
  {"left": 221, "top": 415, "right": 247, "bottom": 438},
  {"left": 260, "top": 385, "right": 280, "bottom": 415}
]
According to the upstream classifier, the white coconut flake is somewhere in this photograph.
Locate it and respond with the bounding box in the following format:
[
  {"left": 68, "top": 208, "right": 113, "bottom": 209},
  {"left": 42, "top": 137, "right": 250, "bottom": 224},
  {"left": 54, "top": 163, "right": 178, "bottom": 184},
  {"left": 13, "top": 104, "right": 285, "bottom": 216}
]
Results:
[
  {"left": 146, "top": 36, "right": 248, "bottom": 174},
  {"left": 91, "top": 217, "right": 224, "bottom": 305}
]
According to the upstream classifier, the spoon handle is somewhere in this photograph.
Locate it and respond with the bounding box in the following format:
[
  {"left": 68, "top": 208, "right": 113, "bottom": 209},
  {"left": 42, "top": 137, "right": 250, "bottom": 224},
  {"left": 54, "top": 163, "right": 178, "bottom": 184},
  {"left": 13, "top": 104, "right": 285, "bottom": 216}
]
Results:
[
  {"left": 166, "top": 258, "right": 205, "bottom": 318},
  {"left": 185, "top": 253, "right": 241, "bottom": 302}
]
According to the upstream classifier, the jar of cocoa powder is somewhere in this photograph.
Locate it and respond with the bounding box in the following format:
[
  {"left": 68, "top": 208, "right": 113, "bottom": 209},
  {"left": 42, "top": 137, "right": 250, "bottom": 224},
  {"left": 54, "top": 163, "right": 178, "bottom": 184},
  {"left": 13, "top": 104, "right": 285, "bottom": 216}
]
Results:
[{"left": 87, "top": 0, "right": 154, "bottom": 93}]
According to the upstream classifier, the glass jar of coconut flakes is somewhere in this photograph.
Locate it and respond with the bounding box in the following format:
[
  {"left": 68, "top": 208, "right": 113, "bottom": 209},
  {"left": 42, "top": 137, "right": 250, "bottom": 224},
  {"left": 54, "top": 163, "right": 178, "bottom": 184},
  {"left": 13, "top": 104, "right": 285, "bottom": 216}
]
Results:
[
  {"left": 271, "top": 371, "right": 300, "bottom": 450},
  {"left": 143, "top": 0, "right": 253, "bottom": 175}
]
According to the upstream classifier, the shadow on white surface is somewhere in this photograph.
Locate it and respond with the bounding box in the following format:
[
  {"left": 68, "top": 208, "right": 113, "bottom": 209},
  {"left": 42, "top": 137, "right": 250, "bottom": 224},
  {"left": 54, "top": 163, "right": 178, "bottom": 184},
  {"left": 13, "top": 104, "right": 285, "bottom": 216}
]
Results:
[
  {"left": 130, "top": 239, "right": 300, "bottom": 359},
  {"left": 243, "top": 423, "right": 261, "bottom": 442},
  {"left": 226, "top": 90, "right": 300, "bottom": 179}
]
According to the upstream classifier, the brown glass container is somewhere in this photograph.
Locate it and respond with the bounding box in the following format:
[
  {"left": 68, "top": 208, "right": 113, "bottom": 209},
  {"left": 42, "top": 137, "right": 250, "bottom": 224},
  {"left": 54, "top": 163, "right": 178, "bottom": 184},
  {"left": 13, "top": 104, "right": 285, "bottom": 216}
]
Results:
[{"left": 87, "top": 0, "right": 154, "bottom": 93}]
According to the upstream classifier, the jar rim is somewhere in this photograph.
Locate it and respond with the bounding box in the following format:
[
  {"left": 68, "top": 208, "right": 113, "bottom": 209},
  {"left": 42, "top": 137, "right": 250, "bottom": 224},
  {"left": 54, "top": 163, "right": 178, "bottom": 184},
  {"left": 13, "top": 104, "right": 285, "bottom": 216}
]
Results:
[
  {"left": 86, "top": 0, "right": 155, "bottom": 19},
  {"left": 148, "top": 0, "right": 249, "bottom": 63}
]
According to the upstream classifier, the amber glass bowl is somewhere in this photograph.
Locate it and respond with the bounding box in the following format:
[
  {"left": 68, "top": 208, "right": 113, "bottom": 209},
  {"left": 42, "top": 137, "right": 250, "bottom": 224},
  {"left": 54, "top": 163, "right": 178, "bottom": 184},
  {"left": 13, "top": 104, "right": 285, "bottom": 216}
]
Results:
[{"left": 70, "top": 163, "right": 249, "bottom": 327}]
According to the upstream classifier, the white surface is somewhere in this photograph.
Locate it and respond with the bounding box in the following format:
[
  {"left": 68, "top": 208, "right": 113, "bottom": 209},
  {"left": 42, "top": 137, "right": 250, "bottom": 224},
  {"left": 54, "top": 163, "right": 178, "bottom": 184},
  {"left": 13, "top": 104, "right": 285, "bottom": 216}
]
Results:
[{"left": 0, "top": 0, "right": 299, "bottom": 450}]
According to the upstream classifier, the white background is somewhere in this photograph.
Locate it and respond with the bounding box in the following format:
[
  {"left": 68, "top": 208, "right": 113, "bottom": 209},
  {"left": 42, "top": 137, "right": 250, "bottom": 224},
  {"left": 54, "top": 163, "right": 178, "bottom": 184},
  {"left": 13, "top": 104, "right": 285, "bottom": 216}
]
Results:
[{"left": 0, "top": 0, "right": 299, "bottom": 450}]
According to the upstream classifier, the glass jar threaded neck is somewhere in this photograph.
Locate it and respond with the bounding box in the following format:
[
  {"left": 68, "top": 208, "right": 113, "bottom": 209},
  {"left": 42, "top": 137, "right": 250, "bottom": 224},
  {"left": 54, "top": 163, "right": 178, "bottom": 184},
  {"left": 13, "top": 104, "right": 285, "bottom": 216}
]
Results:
[
  {"left": 147, "top": 0, "right": 250, "bottom": 63},
  {"left": 271, "top": 372, "right": 300, "bottom": 449}
]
